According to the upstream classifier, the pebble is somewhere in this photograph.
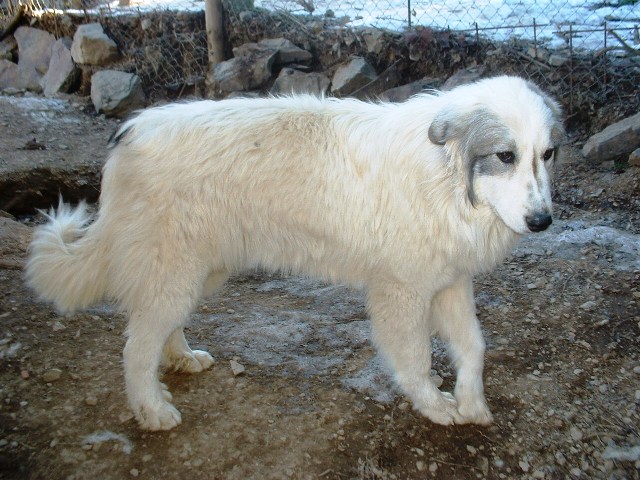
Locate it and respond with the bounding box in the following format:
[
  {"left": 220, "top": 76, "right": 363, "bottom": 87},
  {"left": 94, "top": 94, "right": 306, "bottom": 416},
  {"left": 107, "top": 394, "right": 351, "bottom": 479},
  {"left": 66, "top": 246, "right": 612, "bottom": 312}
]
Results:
[
  {"left": 428, "top": 462, "right": 438, "bottom": 473},
  {"left": 466, "top": 445, "right": 477, "bottom": 455},
  {"left": 519, "top": 459, "right": 530, "bottom": 472},
  {"left": 20, "top": 370, "right": 29, "bottom": 380},
  {"left": 42, "top": 368, "right": 62, "bottom": 383},
  {"left": 230, "top": 360, "right": 245, "bottom": 376},
  {"left": 570, "top": 426, "right": 583, "bottom": 442},
  {"left": 85, "top": 395, "right": 98, "bottom": 406},
  {"left": 130, "top": 468, "right": 139, "bottom": 477},
  {"left": 52, "top": 321, "right": 66, "bottom": 332},
  {"left": 119, "top": 412, "right": 135, "bottom": 423},
  {"left": 580, "top": 301, "right": 597, "bottom": 311},
  {"left": 416, "top": 460, "right": 425, "bottom": 471}
]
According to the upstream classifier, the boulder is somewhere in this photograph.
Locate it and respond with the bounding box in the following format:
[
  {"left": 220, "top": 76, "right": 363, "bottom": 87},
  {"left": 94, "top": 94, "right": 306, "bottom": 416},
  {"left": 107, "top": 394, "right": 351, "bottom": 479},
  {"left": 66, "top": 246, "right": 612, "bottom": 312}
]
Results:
[
  {"left": 90, "top": 70, "right": 146, "bottom": 117},
  {"left": 233, "top": 38, "right": 312, "bottom": 68},
  {"left": 331, "top": 57, "right": 377, "bottom": 96},
  {"left": 630, "top": 148, "right": 640, "bottom": 167},
  {"left": 42, "top": 38, "right": 80, "bottom": 96},
  {"left": 361, "top": 28, "right": 386, "bottom": 54},
  {"left": 582, "top": 112, "right": 640, "bottom": 163},
  {"left": 379, "top": 77, "right": 441, "bottom": 103},
  {"left": 255, "top": 38, "right": 313, "bottom": 66},
  {"left": 271, "top": 68, "right": 330, "bottom": 96},
  {"left": 441, "top": 67, "right": 484, "bottom": 90},
  {"left": 213, "top": 38, "right": 314, "bottom": 95},
  {"left": 213, "top": 52, "right": 276, "bottom": 94},
  {"left": 71, "top": 23, "right": 120, "bottom": 66},
  {"left": 14, "top": 26, "right": 55, "bottom": 75},
  {"left": 0, "top": 59, "right": 41, "bottom": 92}
]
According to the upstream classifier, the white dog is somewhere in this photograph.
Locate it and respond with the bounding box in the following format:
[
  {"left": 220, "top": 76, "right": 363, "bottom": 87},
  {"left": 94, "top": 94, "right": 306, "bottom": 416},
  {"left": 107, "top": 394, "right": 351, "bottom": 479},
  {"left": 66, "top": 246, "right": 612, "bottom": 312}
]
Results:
[{"left": 26, "top": 76, "right": 563, "bottom": 431}]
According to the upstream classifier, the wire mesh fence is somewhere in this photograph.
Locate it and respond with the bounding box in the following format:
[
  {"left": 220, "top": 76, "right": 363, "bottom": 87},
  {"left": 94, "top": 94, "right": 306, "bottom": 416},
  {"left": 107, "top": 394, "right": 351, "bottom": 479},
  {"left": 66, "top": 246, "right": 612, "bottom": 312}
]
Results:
[{"left": 1, "top": 0, "right": 638, "bottom": 132}]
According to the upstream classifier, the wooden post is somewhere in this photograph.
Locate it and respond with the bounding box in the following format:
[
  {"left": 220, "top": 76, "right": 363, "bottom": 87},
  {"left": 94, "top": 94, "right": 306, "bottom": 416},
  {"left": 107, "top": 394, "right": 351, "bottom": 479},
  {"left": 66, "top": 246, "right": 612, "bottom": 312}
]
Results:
[{"left": 205, "top": 0, "right": 225, "bottom": 67}]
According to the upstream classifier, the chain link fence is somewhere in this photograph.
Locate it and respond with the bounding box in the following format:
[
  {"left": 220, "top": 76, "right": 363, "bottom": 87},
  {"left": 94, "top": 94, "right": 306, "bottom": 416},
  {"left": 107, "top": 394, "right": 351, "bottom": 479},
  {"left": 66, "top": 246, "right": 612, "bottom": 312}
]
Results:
[{"left": 1, "top": 0, "right": 638, "bottom": 132}]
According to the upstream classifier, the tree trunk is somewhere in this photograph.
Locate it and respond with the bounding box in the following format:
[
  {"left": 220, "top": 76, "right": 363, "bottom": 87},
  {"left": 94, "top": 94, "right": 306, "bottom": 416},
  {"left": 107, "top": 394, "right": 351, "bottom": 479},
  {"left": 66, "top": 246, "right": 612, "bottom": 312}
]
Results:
[{"left": 205, "top": 0, "right": 225, "bottom": 68}]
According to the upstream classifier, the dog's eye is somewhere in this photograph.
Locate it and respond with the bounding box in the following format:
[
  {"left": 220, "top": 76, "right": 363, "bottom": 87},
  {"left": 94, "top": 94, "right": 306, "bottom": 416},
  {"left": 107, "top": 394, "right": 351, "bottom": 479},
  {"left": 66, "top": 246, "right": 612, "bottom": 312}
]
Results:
[
  {"left": 496, "top": 151, "right": 515, "bottom": 164},
  {"left": 543, "top": 148, "right": 555, "bottom": 161}
]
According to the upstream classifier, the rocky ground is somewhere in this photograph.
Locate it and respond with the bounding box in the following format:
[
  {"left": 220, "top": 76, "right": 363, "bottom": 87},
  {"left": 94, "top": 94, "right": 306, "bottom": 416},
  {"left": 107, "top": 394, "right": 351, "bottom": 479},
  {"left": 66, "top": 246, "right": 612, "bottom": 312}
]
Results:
[{"left": 0, "top": 94, "right": 639, "bottom": 479}]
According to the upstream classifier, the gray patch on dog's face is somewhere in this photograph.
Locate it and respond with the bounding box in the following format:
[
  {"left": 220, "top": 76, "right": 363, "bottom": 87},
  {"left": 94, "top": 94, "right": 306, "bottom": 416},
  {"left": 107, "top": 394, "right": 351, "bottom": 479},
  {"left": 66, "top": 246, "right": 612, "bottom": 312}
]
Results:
[{"left": 430, "top": 106, "right": 514, "bottom": 204}]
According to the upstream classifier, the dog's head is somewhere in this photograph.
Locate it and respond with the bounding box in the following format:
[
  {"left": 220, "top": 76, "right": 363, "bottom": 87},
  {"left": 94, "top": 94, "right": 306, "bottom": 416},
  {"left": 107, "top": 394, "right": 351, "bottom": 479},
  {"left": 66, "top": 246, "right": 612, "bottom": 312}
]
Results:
[{"left": 428, "top": 76, "right": 565, "bottom": 235}]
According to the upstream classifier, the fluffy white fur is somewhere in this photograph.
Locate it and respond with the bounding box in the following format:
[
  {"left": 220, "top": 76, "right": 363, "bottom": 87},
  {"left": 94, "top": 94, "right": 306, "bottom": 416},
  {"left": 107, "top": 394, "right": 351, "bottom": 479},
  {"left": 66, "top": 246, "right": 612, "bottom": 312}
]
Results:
[{"left": 26, "top": 76, "right": 563, "bottom": 431}]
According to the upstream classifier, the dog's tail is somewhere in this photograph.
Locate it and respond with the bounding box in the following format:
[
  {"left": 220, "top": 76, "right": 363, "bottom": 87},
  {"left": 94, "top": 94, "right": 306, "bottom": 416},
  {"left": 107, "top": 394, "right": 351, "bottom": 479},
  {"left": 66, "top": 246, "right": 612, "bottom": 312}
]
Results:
[{"left": 25, "top": 201, "right": 109, "bottom": 314}]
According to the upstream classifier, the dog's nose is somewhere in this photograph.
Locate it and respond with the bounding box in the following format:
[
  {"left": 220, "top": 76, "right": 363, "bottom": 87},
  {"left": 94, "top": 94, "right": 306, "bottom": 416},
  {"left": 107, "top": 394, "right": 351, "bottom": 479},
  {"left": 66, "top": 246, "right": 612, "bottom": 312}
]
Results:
[{"left": 526, "top": 213, "right": 552, "bottom": 232}]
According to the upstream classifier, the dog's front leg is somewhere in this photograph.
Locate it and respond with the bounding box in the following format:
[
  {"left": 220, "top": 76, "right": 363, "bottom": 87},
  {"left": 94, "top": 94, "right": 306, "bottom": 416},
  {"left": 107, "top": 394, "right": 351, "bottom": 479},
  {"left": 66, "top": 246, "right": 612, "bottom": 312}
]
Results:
[
  {"left": 367, "top": 282, "right": 463, "bottom": 426},
  {"left": 431, "top": 275, "right": 493, "bottom": 425}
]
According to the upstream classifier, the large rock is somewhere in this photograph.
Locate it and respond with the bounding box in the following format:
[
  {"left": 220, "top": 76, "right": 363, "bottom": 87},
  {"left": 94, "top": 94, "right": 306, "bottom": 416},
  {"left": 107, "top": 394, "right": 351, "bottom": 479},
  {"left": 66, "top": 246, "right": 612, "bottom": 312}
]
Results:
[
  {"left": 71, "top": 23, "right": 120, "bottom": 66},
  {"left": 213, "top": 52, "right": 276, "bottom": 94},
  {"left": 0, "top": 59, "right": 42, "bottom": 92},
  {"left": 442, "top": 67, "right": 484, "bottom": 90},
  {"left": 213, "top": 38, "right": 314, "bottom": 95},
  {"left": 90, "top": 70, "right": 146, "bottom": 117},
  {"left": 42, "top": 38, "right": 80, "bottom": 96},
  {"left": 361, "top": 28, "right": 386, "bottom": 54},
  {"left": 14, "top": 26, "right": 55, "bottom": 75},
  {"left": 271, "top": 68, "right": 330, "bottom": 96},
  {"left": 331, "top": 57, "right": 377, "bottom": 96},
  {"left": 583, "top": 112, "right": 640, "bottom": 163},
  {"left": 5, "top": 26, "right": 56, "bottom": 92},
  {"left": 379, "top": 77, "right": 441, "bottom": 103},
  {"left": 233, "top": 38, "right": 312, "bottom": 68}
]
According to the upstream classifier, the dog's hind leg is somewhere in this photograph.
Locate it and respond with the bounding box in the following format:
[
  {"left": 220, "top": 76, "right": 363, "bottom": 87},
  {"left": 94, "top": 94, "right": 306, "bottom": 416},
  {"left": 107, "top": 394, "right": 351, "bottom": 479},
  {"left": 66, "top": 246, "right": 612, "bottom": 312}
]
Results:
[
  {"left": 367, "top": 282, "right": 463, "bottom": 426},
  {"left": 432, "top": 275, "right": 493, "bottom": 425},
  {"left": 161, "top": 271, "right": 229, "bottom": 373},
  {"left": 161, "top": 328, "right": 215, "bottom": 373}
]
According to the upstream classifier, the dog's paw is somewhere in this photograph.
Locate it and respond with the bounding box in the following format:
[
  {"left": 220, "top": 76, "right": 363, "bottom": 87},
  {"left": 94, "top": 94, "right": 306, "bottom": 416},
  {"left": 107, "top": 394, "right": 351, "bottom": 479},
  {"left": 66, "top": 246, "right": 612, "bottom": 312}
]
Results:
[
  {"left": 135, "top": 400, "right": 182, "bottom": 431},
  {"left": 159, "top": 382, "right": 173, "bottom": 401},
  {"left": 166, "top": 349, "right": 214, "bottom": 374},
  {"left": 416, "top": 391, "right": 463, "bottom": 426},
  {"left": 457, "top": 397, "right": 494, "bottom": 425}
]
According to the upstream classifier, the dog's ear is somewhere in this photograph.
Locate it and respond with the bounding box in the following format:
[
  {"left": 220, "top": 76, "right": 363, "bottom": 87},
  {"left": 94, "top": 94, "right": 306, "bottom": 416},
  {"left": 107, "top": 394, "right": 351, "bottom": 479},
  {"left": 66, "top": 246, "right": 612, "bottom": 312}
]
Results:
[
  {"left": 428, "top": 107, "right": 504, "bottom": 148},
  {"left": 428, "top": 108, "right": 464, "bottom": 146}
]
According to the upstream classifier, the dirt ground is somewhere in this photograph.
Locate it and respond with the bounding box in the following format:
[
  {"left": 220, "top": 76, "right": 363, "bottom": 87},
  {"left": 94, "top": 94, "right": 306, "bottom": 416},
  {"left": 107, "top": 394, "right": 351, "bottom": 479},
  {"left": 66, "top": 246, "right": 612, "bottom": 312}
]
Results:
[{"left": 0, "top": 93, "right": 639, "bottom": 480}]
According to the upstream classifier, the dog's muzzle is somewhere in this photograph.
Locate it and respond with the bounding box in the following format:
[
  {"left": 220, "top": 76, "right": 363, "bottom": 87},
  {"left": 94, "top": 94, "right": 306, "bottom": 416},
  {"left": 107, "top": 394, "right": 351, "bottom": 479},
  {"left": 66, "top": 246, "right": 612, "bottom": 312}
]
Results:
[{"left": 525, "top": 213, "right": 552, "bottom": 232}]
